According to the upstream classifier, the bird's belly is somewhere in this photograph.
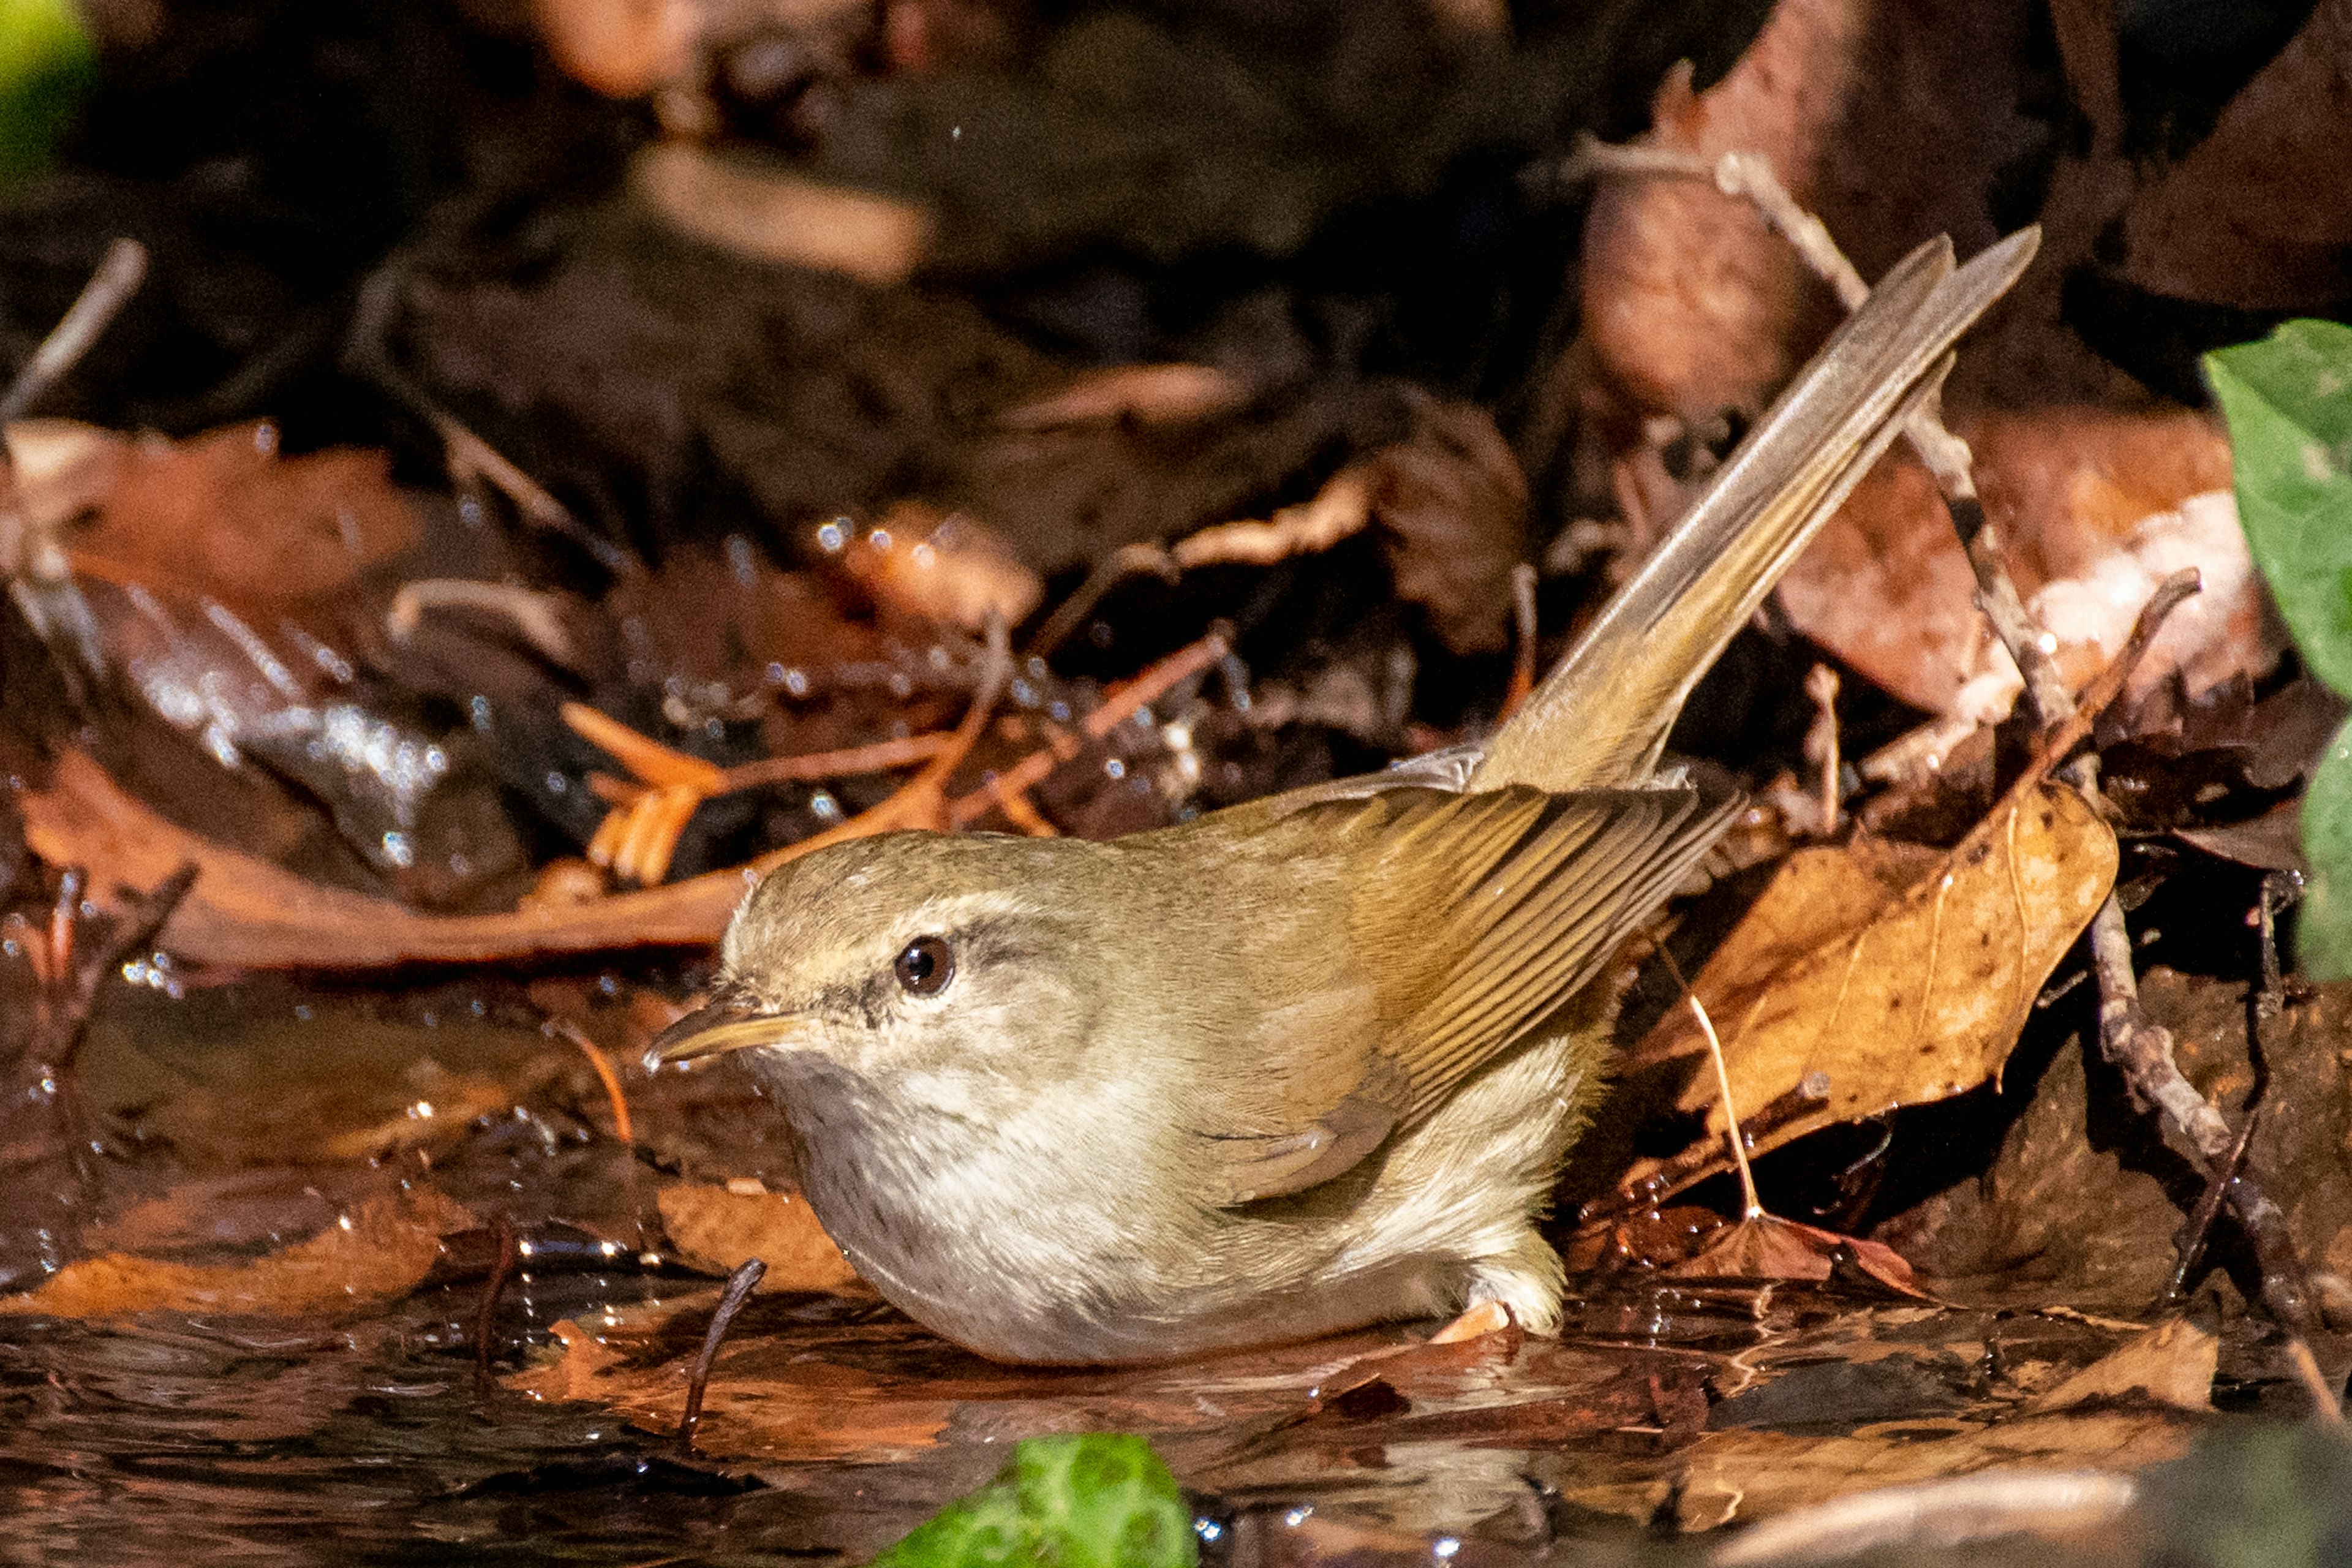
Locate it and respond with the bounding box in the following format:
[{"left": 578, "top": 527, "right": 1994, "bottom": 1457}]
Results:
[{"left": 793, "top": 1136, "right": 1464, "bottom": 1365}]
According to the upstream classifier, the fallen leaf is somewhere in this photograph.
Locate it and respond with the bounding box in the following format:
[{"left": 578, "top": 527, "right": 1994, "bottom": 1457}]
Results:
[
  {"left": 1366, "top": 396, "right": 1528, "bottom": 655},
  {"left": 22, "top": 746, "right": 742, "bottom": 965},
  {"left": 655, "top": 1181, "right": 864, "bottom": 1294},
  {"left": 1619, "top": 782, "right": 2117, "bottom": 1200},
  {"left": 2022, "top": 1316, "right": 2217, "bottom": 1415},
  {"left": 1667, "top": 1213, "right": 1924, "bottom": 1296},
  {"left": 1558, "top": 1411, "right": 2203, "bottom": 1534},
  {"left": 0, "top": 1188, "right": 472, "bottom": 1318},
  {"left": 68, "top": 422, "right": 419, "bottom": 614},
  {"left": 2111, "top": 0, "right": 2352, "bottom": 314},
  {"left": 1779, "top": 409, "right": 2276, "bottom": 723}
]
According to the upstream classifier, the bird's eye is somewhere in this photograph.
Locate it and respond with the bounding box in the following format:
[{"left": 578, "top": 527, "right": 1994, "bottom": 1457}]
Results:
[{"left": 892, "top": 935, "right": 954, "bottom": 996}]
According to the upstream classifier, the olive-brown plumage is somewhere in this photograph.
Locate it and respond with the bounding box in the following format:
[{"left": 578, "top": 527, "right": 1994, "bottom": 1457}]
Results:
[{"left": 652, "top": 227, "right": 2040, "bottom": 1364}]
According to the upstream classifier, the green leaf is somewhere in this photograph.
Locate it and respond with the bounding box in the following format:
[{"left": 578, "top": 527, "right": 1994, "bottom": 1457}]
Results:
[
  {"left": 0, "top": 0, "right": 92, "bottom": 184},
  {"left": 875, "top": 1434, "right": 1197, "bottom": 1568},
  {"left": 2299, "top": 715, "right": 2352, "bottom": 979},
  {"left": 2206, "top": 318, "right": 2352, "bottom": 697}
]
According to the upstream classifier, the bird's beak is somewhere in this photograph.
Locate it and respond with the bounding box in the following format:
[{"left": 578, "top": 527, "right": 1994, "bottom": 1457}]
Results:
[{"left": 643, "top": 997, "right": 815, "bottom": 1071}]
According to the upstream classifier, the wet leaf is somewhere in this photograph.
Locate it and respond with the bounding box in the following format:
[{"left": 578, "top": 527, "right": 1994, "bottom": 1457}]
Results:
[
  {"left": 67, "top": 423, "right": 420, "bottom": 614},
  {"left": 2022, "top": 1316, "right": 2216, "bottom": 1415},
  {"left": 1621, "top": 783, "right": 2116, "bottom": 1197},
  {"left": 876, "top": 1433, "right": 1196, "bottom": 1568},
  {"left": 1667, "top": 1214, "right": 1923, "bottom": 1295},
  {"left": 1557, "top": 1411, "right": 2204, "bottom": 1534},
  {"left": 0, "top": 1189, "right": 472, "bottom": 1318},
  {"left": 654, "top": 1181, "right": 863, "bottom": 1294}
]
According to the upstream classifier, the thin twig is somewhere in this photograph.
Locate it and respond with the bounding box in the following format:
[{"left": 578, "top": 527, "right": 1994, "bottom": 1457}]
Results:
[
  {"left": 948, "top": 628, "right": 1229, "bottom": 828},
  {"left": 2168, "top": 1107, "right": 2256, "bottom": 1302},
  {"left": 1499, "top": 562, "right": 1539, "bottom": 722},
  {"left": 1579, "top": 1074, "right": 1831, "bottom": 1227},
  {"left": 549, "top": 1018, "right": 633, "bottom": 1144},
  {"left": 0, "top": 239, "right": 146, "bottom": 426},
  {"left": 677, "top": 1257, "right": 766, "bottom": 1453},
  {"left": 473, "top": 1215, "right": 519, "bottom": 1387},
  {"left": 1803, "top": 663, "right": 1841, "bottom": 835},
  {"left": 1025, "top": 541, "right": 1180, "bottom": 658}
]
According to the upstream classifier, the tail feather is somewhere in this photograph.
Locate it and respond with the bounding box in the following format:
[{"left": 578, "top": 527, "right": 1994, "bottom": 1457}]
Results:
[{"left": 1475, "top": 226, "right": 2039, "bottom": 794}]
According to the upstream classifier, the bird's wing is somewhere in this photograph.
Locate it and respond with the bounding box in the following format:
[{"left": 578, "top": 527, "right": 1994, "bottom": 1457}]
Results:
[{"left": 1183, "top": 783, "right": 1732, "bottom": 1205}]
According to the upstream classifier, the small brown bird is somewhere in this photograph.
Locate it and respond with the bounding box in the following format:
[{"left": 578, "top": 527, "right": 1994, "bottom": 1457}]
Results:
[{"left": 650, "top": 227, "right": 2039, "bottom": 1365}]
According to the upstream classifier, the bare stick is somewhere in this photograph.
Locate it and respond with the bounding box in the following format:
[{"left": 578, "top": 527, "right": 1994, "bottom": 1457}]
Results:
[
  {"left": 473, "top": 1215, "right": 519, "bottom": 1387},
  {"left": 2167, "top": 1106, "right": 2255, "bottom": 1302},
  {"left": 0, "top": 239, "right": 145, "bottom": 426},
  {"left": 677, "top": 1257, "right": 766, "bottom": 1453},
  {"left": 1803, "top": 663, "right": 1841, "bottom": 835}
]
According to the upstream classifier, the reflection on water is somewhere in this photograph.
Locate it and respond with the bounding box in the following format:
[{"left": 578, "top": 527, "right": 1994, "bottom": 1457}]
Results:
[{"left": 0, "top": 1277, "right": 853, "bottom": 1566}]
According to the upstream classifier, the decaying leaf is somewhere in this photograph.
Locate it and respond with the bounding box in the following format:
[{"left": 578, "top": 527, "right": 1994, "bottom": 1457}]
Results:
[
  {"left": 2022, "top": 1316, "right": 2217, "bottom": 1415},
  {"left": 1621, "top": 782, "right": 2117, "bottom": 1199},
  {"left": 655, "top": 1180, "right": 864, "bottom": 1294},
  {"left": 67, "top": 421, "right": 419, "bottom": 613},
  {"left": 1558, "top": 1411, "right": 2203, "bottom": 1536},
  {"left": 1780, "top": 410, "right": 2277, "bottom": 728},
  {"left": 21, "top": 747, "right": 748, "bottom": 966},
  {"left": 0, "top": 1188, "right": 472, "bottom": 1319},
  {"left": 1667, "top": 1213, "right": 1923, "bottom": 1295}
]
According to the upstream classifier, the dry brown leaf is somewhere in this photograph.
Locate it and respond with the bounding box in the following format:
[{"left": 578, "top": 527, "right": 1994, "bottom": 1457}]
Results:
[
  {"left": 655, "top": 1181, "right": 864, "bottom": 1294},
  {"left": 1574, "top": 0, "right": 2027, "bottom": 430},
  {"left": 1667, "top": 1213, "right": 1924, "bottom": 1295},
  {"left": 2112, "top": 0, "right": 2352, "bottom": 312},
  {"left": 1620, "top": 782, "right": 2116, "bottom": 1200},
  {"left": 1367, "top": 396, "right": 1528, "bottom": 655},
  {"left": 0, "top": 1189, "right": 472, "bottom": 1319},
  {"left": 69, "top": 423, "right": 419, "bottom": 614},
  {"left": 1560, "top": 1411, "right": 2201, "bottom": 1534},
  {"left": 2021, "top": 1315, "right": 2217, "bottom": 1415},
  {"left": 1776, "top": 407, "right": 2275, "bottom": 723},
  {"left": 632, "top": 141, "right": 931, "bottom": 286},
  {"left": 23, "top": 747, "right": 745, "bottom": 966}
]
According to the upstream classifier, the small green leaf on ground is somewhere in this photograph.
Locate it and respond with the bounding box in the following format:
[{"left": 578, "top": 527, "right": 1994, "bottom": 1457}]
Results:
[
  {"left": 0, "top": 0, "right": 92, "bottom": 183},
  {"left": 876, "top": 1433, "right": 1197, "bottom": 1568},
  {"left": 2208, "top": 321, "right": 2352, "bottom": 975}
]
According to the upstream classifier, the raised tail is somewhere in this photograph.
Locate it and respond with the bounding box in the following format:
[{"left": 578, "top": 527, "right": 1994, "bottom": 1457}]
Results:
[{"left": 1473, "top": 226, "right": 2039, "bottom": 794}]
